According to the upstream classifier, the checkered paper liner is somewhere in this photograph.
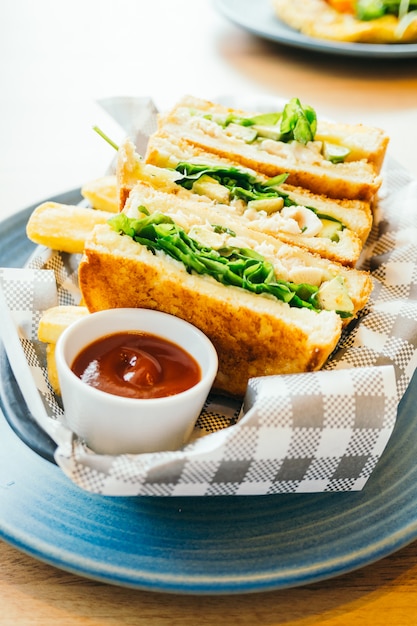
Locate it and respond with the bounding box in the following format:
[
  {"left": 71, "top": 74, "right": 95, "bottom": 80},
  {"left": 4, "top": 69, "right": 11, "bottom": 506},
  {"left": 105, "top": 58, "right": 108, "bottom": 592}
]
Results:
[{"left": 1, "top": 101, "right": 417, "bottom": 496}]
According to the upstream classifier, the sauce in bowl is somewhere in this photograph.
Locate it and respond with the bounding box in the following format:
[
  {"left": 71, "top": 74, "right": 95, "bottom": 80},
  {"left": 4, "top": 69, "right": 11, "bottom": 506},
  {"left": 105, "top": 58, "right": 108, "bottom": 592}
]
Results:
[{"left": 71, "top": 331, "right": 201, "bottom": 399}]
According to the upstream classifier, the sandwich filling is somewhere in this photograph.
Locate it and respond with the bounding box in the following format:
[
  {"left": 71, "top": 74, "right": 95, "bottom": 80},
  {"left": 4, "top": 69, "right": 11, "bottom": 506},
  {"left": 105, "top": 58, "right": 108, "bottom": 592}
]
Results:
[
  {"left": 108, "top": 210, "right": 354, "bottom": 318},
  {"left": 186, "top": 97, "right": 351, "bottom": 166},
  {"left": 172, "top": 162, "right": 346, "bottom": 241}
]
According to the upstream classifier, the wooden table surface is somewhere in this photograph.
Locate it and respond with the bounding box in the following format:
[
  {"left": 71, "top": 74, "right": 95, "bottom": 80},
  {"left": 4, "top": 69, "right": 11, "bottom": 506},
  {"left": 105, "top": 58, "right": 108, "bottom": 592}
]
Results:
[
  {"left": 2, "top": 538, "right": 417, "bottom": 625},
  {"left": 1, "top": 1, "right": 417, "bottom": 624}
]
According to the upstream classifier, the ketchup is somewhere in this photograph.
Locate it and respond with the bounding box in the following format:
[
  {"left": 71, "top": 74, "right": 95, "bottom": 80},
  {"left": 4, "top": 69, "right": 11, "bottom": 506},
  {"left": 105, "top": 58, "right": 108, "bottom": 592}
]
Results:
[{"left": 71, "top": 331, "right": 201, "bottom": 399}]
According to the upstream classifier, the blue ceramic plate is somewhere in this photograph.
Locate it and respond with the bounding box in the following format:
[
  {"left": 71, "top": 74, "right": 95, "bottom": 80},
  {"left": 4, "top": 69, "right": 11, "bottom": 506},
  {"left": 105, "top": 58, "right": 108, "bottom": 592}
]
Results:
[
  {"left": 1, "top": 191, "right": 417, "bottom": 595},
  {"left": 214, "top": 0, "right": 417, "bottom": 59}
]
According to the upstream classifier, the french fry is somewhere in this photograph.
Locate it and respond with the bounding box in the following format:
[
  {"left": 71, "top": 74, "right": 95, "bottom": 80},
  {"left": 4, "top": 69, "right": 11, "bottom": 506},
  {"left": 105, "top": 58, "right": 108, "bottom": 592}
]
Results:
[
  {"left": 46, "top": 343, "right": 61, "bottom": 395},
  {"left": 38, "top": 305, "right": 90, "bottom": 396},
  {"left": 38, "top": 305, "right": 89, "bottom": 343},
  {"left": 81, "top": 175, "right": 119, "bottom": 212},
  {"left": 26, "top": 202, "right": 113, "bottom": 253}
]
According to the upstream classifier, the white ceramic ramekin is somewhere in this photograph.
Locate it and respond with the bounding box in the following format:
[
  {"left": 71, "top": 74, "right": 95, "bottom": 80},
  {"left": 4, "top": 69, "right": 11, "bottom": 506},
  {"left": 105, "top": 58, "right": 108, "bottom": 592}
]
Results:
[{"left": 55, "top": 308, "right": 218, "bottom": 455}]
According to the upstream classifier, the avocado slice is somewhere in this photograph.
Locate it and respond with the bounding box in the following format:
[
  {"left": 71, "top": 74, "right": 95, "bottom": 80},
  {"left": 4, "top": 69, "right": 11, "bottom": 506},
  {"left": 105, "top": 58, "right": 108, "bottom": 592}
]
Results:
[
  {"left": 319, "top": 218, "right": 344, "bottom": 242},
  {"left": 316, "top": 276, "right": 354, "bottom": 315},
  {"left": 322, "top": 142, "right": 351, "bottom": 163},
  {"left": 251, "top": 124, "right": 282, "bottom": 141},
  {"left": 246, "top": 197, "right": 285, "bottom": 214},
  {"left": 192, "top": 175, "right": 231, "bottom": 203}
]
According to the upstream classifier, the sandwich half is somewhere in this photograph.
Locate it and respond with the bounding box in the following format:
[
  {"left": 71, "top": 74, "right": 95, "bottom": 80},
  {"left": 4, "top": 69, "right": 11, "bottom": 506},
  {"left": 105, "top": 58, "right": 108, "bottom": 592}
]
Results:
[
  {"left": 151, "top": 95, "right": 388, "bottom": 202},
  {"left": 120, "top": 135, "right": 373, "bottom": 267},
  {"left": 79, "top": 183, "right": 373, "bottom": 396}
]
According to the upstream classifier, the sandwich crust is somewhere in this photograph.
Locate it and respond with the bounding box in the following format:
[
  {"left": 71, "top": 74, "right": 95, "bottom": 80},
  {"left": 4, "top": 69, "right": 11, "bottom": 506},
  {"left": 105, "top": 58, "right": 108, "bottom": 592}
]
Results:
[
  {"left": 122, "top": 181, "right": 374, "bottom": 321},
  {"left": 154, "top": 95, "right": 388, "bottom": 201},
  {"left": 79, "top": 225, "right": 344, "bottom": 397},
  {"left": 141, "top": 134, "right": 374, "bottom": 266}
]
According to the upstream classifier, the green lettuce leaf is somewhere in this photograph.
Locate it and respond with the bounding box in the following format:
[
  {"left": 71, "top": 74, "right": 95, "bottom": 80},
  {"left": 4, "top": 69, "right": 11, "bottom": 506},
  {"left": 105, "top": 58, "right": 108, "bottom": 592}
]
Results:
[
  {"left": 279, "top": 97, "right": 317, "bottom": 144},
  {"left": 174, "top": 162, "right": 288, "bottom": 201},
  {"left": 204, "top": 97, "right": 317, "bottom": 144},
  {"left": 108, "top": 212, "right": 322, "bottom": 311},
  {"left": 173, "top": 162, "right": 345, "bottom": 230}
]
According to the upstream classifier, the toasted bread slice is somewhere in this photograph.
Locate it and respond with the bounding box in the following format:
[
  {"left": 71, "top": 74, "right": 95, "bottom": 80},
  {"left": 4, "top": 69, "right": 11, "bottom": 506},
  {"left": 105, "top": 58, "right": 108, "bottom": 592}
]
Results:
[
  {"left": 121, "top": 182, "right": 373, "bottom": 320},
  {"left": 152, "top": 95, "right": 388, "bottom": 201},
  {"left": 79, "top": 181, "right": 373, "bottom": 395},
  {"left": 119, "top": 137, "right": 373, "bottom": 266},
  {"left": 79, "top": 223, "right": 344, "bottom": 396}
]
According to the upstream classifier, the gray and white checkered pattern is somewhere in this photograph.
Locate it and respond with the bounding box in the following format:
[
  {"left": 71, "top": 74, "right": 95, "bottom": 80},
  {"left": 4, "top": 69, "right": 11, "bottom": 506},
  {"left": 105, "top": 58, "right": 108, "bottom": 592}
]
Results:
[
  {"left": 1, "top": 97, "right": 416, "bottom": 495},
  {"left": 1, "top": 158, "right": 415, "bottom": 496}
]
